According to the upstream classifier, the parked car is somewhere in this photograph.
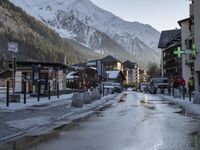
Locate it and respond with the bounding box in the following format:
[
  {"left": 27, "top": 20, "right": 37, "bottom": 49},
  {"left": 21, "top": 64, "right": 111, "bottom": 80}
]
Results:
[
  {"left": 98, "top": 82, "right": 114, "bottom": 94},
  {"left": 140, "top": 83, "right": 149, "bottom": 93},
  {"left": 98, "top": 82, "right": 123, "bottom": 94},
  {"left": 149, "top": 77, "right": 170, "bottom": 94},
  {"left": 112, "top": 82, "right": 123, "bottom": 93},
  {"left": 132, "top": 87, "right": 137, "bottom": 91}
]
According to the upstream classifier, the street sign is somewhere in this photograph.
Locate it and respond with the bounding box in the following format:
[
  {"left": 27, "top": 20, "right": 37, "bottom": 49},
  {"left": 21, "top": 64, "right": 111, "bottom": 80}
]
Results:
[
  {"left": 185, "top": 50, "right": 192, "bottom": 54},
  {"left": 8, "top": 42, "right": 18, "bottom": 53},
  {"left": 174, "top": 47, "right": 185, "bottom": 58},
  {"left": 32, "top": 65, "right": 40, "bottom": 83}
]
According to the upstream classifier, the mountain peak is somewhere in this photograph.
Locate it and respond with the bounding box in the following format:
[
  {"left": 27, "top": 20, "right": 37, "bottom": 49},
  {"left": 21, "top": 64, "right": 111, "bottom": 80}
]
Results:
[{"left": 10, "top": 0, "right": 161, "bottom": 66}]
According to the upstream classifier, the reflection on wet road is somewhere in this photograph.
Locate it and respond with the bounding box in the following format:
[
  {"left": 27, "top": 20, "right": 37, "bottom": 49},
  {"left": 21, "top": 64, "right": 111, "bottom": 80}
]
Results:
[{"left": 26, "top": 92, "right": 200, "bottom": 150}]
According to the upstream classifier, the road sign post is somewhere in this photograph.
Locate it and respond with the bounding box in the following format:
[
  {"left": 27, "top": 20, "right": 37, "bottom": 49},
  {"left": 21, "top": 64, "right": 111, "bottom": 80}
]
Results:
[
  {"left": 6, "top": 80, "right": 9, "bottom": 107},
  {"left": 8, "top": 42, "right": 18, "bottom": 95}
]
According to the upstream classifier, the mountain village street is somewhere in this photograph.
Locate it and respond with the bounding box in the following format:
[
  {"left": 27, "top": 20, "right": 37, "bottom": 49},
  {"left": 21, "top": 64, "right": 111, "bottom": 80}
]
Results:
[
  {"left": 0, "top": 0, "right": 200, "bottom": 150},
  {"left": 0, "top": 91, "right": 200, "bottom": 150}
]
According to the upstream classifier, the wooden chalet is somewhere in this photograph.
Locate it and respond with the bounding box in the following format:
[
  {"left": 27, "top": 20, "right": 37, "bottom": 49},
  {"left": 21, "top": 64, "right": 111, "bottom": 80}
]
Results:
[
  {"left": 101, "top": 55, "right": 123, "bottom": 71},
  {"left": 7, "top": 61, "right": 69, "bottom": 93}
]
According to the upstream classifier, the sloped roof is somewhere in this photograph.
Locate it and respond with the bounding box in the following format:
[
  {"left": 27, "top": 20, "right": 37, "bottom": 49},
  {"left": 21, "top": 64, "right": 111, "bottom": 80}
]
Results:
[
  {"left": 123, "top": 60, "right": 137, "bottom": 69},
  {"left": 178, "top": 18, "right": 190, "bottom": 26},
  {"left": 72, "top": 63, "right": 87, "bottom": 70},
  {"left": 0, "top": 69, "right": 12, "bottom": 78},
  {"left": 8, "top": 61, "right": 69, "bottom": 69},
  {"left": 158, "top": 29, "right": 181, "bottom": 48},
  {"left": 87, "top": 59, "right": 97, "bottom": 66},
  {"left": 66, "top": 71, "right": 78, "bottom": 80},
  {"left": 101, "top": 55, "right": 121, "bottom": 63}
]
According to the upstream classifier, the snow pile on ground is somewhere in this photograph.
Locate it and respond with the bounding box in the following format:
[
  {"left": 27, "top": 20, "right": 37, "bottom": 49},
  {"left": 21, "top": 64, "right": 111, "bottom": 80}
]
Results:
[
  {"left": 7, "top": 116, "right": 52, "bottom": 130},
  {"left": 6, "top": 94, "right": 117, "bottom": 131},
  {"left": 0, "top": 94, "right": 73, "bottom": 112},
  {"left": 159, "top": 95, "right": 200, "bottom": 115}
]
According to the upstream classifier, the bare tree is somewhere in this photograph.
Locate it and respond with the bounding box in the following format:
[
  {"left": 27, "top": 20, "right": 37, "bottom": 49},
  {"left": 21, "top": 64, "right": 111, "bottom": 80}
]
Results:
[{"left": 147, "top": 62, "right": 161, "bottom": 79}]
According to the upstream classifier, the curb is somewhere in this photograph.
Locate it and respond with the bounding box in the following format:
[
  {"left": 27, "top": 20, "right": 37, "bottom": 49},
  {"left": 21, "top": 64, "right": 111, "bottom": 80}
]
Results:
[{"left": 0, "top": 94, "right": 118, "bottom": 146}]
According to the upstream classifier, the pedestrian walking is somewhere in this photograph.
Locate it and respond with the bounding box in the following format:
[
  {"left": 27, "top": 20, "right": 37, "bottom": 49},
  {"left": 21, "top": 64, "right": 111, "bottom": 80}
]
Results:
[
  {"left": 172, "top": 78, "right": 180, "bottom": 97},
  {"left": 187, "top": 77, "right": 194, "bottom": 101},
  {"left": 179, "top": 77, "right": 186, "bottom": 99},
  {"left": 167, "top": 85, "right": 171, "bottom": 96}
]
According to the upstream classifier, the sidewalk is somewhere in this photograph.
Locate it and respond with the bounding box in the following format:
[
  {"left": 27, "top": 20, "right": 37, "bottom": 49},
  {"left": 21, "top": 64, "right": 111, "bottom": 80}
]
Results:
[
  {"left": 0, "top": 92, "right": 121, "bottom": 143},
  {"left": 159, "top": 94, "right": 200, "bottom": 115},
  {"left": 0, "top": 93, "right": 73, "bottom": 112}
]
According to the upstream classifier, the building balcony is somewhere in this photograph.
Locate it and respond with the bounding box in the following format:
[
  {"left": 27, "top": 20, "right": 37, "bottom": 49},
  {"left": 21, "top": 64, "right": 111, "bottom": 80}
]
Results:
[
  {"left": 164, "top": 63, "right": 180, "bottom": 69},
  {"left": 185, "top": 59, "right": 194, "bottom": 66}
]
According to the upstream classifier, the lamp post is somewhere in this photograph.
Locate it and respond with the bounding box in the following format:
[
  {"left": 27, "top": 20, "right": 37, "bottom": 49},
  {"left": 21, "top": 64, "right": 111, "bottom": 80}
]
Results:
[{"left": 37, "top": 64, "right": 41, "bottom": 102}]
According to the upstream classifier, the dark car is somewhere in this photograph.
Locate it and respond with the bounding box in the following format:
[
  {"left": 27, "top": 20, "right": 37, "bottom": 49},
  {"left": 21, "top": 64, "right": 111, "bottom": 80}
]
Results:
[
  {"left": 149, "top": 77, "right": 170, "bottom": 94},
  {"left": 140, "top": 83, "right": 149, "bottom": 93}
]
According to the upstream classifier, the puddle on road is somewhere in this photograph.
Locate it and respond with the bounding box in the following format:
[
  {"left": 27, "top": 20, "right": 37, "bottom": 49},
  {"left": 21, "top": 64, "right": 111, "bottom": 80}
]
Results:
[
  {"left": 168, "top": 101, "right": 175, "bottom": 105},
  {"left": 140, "top": 100, "right": 156, "bottom": 110},
  {"left": 173, "top": 106, "right": 198, "bottom": 118},
  {"left": 174, "top": 109, "right": 186, "bottom": 115},
  {"left": 140, "top": 99, "right": 171, "bottom": 105},
  {"left": 32, "top": 104, "right": 49, "bottom": 108},
  {"left": 118, "top": 99, "right": 126, "bottom": 102},
  {"left": 191, "top": 131, "right": 200, "bottom": 149},
  {"left": 0, "top": 131, "right": 60, "bottom": 150},
  {"left": 0, "top": 103, "right": 110, "bottom": 150}
]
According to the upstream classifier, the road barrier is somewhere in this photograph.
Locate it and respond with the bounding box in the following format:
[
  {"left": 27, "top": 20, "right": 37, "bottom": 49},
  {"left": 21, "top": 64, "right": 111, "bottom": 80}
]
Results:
[{"left": 71, "top": 91, "right": 101, "bottom": 108}]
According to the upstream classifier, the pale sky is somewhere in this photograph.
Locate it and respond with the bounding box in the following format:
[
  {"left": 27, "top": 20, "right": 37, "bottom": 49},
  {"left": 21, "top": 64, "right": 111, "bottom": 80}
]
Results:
[{"left": 90, "top": 0, "right": 190, "bottom": 32}]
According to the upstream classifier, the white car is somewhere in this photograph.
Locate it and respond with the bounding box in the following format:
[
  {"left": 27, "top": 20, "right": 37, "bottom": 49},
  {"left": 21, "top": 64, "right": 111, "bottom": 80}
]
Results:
[{"left": 98, "top": 82, "right": 115, "bottom": 94}]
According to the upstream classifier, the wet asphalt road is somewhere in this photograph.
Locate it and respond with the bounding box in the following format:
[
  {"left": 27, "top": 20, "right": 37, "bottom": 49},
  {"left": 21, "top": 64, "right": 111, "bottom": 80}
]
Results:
[{"left": 28, "top": 92, "right": 200, "bottom": 150}]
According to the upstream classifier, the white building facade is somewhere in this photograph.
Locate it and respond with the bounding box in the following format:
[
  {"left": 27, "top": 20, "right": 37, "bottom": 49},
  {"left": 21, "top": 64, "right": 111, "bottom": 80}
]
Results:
[
  {"left": 194, "top": 0, "right": 200, "bottom": 91},
  {"left": 178, "top": 18, "right": 194, "bottom": 88}
]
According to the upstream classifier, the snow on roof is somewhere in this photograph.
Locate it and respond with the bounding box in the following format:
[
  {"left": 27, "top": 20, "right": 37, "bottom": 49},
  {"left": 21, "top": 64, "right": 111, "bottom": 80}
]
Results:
[
  {"left": 88, "top": 67, "right": 97, "bottom": 70},
  {"left": 158, "top": 29, "right": 181, "bottom": 48},
  {"left": 106, "top": 71, "right": 119, "bottom": 79},
  {"left": 66, "top": 71, "right": 78, "bottom": 79}
]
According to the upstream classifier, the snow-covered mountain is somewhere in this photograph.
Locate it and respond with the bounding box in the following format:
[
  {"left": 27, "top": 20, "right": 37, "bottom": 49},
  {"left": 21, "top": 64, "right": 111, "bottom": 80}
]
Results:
[{"left": 10, "top": 0, "right": 161, "bottom": 66}]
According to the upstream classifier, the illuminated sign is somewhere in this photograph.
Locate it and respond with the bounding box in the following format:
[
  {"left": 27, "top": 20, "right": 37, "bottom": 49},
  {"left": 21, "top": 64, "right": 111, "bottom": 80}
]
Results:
[{"left": 174, "top": 47, "right": 185, "bottom": 58}]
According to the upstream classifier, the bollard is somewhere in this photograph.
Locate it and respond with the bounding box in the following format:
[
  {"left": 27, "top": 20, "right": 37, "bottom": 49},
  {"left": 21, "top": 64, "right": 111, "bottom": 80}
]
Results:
[
  {"left": 37, "top": 80, "right": 40, "bottom": 102},
  {"left": 168, "top": 87, "right": 171, "bottom": 96},
  {"left": 48, "top": 82, "right": 50, "bottom": 100},
  {"left": 183, "top": 87, "right": 185, "bottom": 100},
  {"left": 57, "top": 82, "right": 59, "bottom": 99},
  {"left": 6, "top": 80, "right": 9, "bottom": 107},
  {"left": 99, "top": 84, "right": 102, "bottom": 98},
  {"left": 189, "top": 89, "right": 192, "bottom": 101},
  {"left": 103, "top": 85, "right": 104, "bottom": 97},
  {"left": 23, "top": 81, "right": 26, "bottom": 104}
]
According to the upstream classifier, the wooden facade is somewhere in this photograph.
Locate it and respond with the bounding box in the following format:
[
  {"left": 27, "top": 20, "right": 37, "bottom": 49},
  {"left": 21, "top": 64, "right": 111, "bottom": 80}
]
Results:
[{"left": 7, "top": 61, "right": 69, "bottom": 93}]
